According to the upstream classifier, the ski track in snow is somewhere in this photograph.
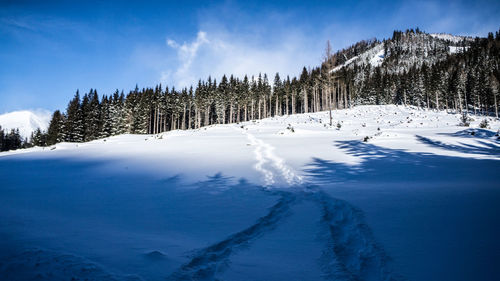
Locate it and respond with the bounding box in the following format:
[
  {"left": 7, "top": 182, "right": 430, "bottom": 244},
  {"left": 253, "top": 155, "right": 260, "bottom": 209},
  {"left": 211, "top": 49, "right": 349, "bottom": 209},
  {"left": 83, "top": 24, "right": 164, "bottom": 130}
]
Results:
[
  {"left": 168, "top": 188, "right": 400, "bottom": 281},
  {"left": 314, "top": 191, "right": 402, "bottom": 281},
  {"left": 168, "top": 191, "right": 297, "bottom": 281},
  {"left": 242, "top": 126, "right": 303, "bottom": 187},
  {"left": 166, "top": 125, "right": 400, "bottom": 281}
]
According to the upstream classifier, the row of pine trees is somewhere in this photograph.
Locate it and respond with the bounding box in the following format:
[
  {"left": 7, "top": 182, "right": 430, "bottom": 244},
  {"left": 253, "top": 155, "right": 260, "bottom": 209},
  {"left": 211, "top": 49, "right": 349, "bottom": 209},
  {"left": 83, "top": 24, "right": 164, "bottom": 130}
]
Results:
[
  {"left": 0, "top": 127, "right": 24, "bottom": 152},
  {"left": 16, "top": 28, "right": 500, "bottom": 148}
]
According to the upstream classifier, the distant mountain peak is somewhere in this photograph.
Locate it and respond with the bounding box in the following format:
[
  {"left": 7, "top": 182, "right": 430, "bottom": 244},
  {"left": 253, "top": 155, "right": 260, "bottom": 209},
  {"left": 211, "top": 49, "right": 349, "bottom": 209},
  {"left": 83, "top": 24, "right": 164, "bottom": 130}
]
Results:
[{"left": 0, "top": 110, "right": 52, "bottom": 139}]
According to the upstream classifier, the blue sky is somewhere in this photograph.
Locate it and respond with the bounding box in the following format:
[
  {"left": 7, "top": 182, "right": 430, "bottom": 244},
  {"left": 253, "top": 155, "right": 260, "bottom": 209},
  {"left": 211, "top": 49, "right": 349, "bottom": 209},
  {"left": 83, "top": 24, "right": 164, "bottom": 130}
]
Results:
[{"left": 1, "top": 0, "right": 499, "bottom": 113}]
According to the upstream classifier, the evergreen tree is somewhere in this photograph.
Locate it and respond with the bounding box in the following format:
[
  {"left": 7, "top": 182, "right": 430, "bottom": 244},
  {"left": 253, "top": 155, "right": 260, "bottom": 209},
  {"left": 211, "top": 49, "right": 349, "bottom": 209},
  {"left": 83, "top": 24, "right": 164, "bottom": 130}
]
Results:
[
  {"left": 65, "top": 91, "right": 84, "bottom": 142},
  {"left": 47, "top": 110, "right": 65, "bottom": 145}
]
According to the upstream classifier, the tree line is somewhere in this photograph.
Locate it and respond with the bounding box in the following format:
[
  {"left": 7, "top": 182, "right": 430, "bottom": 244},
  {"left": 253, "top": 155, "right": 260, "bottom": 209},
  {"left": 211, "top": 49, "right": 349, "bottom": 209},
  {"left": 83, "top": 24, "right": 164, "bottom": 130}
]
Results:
[
  {"left": 8, "top": 28, "right": 500, "bottom": 149},
  {"left": 0, "top": 127, "right": 24, "bottom": 152}
]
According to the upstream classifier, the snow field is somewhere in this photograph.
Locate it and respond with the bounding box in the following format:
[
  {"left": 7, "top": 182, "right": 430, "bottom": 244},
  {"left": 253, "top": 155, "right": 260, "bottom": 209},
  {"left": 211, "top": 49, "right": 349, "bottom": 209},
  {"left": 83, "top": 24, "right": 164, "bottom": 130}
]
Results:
[{"left": 1, "top": 105, "right": 499, "bottom": 281}]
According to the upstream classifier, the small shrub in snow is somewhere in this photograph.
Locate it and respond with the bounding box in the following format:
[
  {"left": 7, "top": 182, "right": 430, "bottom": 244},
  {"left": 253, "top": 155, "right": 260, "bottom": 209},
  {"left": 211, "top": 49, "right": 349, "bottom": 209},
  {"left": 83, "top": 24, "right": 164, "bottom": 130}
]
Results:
[
  {"left": 336, "top": 122, "right": 342, "bottom": 130},
  {"left": 459, "top": 112, "right": 470, "bottom": 127},
  {"left": 362, "top": 123, "right": 366, "bottom": 127},
  {"left": 363, "top": 136, "right": 371, "bottom": 142},
  {"left": 286, "top": 124, "right": 295, "bottom": 133},
  {"left": 377, "top": 127, "right": 380, "bottom": 131},
  {"left": 479, "top": 119, "right": 488, "bottom": 128}
]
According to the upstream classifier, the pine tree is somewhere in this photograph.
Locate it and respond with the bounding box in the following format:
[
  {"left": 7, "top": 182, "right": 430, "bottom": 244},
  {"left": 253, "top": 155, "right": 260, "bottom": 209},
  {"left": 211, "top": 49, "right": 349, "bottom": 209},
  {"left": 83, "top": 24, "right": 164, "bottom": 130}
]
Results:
[
  {"left": 65, "top": 91, "right": 84, "bottom": 142},
  {"left": 47, "top": 110, "right": 64, "bottom": 145}
]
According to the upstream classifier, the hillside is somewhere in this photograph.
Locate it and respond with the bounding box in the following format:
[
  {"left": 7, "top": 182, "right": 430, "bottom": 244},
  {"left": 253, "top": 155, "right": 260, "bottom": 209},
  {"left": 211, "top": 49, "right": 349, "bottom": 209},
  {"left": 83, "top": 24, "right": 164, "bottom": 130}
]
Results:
[
  {"left": 1, "top": 105, "right": 499, "bottom": 281},
  {"left": 329, "top": 30, "right": 475, "bottom": 74}
]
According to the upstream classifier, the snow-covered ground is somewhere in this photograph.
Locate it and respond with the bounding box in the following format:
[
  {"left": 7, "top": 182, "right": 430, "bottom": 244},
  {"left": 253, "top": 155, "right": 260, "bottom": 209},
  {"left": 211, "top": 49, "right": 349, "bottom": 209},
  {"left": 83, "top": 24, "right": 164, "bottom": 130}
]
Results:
[
  {"left": 0, "top": 110, "right": 52, "bottom": 139},
  {"left": 430, "top": 33, "right": 474, "bottom": 43},
  {"left": 1, "top": 105, "right": 499, "bottom": 281}
]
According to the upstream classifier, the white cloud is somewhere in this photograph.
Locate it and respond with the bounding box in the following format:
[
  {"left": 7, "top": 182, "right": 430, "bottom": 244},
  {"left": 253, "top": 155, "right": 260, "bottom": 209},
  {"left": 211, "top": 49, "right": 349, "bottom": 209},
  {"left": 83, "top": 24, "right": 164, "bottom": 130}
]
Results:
[
  {"left": 164, "top": 31, "right": 210, "bottom": 87},
  {"left": 163, "top": 28, "right": 322, "bottom": 88}
]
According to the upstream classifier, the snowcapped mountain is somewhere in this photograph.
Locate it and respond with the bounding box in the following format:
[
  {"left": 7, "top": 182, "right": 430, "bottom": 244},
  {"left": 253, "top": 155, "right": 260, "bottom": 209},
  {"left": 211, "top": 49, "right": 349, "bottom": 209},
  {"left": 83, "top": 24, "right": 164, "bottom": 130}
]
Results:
[{"left": 0, "top": 110, "right": 52, "bottom": 139}]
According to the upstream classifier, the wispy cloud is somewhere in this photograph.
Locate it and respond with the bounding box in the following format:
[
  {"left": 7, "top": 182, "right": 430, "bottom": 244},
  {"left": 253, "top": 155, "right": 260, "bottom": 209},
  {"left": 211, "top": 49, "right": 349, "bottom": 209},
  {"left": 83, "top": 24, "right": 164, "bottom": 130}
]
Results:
[
  {"left": 163, "top": 31, "right": 210, "bottom": 87},
  {"left": 162, "top": 27, "right": 322, "bottom": 88}
]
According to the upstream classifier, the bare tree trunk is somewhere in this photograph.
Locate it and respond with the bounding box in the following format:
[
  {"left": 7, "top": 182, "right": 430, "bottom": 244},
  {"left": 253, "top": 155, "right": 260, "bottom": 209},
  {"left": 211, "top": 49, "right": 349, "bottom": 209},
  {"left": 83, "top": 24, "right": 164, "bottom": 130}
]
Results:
[
  {"left": 182, "top": 105, "right": 186, "bottom": 130},
  {"left": 343, "top": 83, "right": 347, "bottom": 109},
  {"left": 303, "top": 87, "right": 308, "bottom": 113},
  {"left": 494, "top": 92, "right": 498, "bottom": 118},
  {"left": 464, "top": 91, "right": 468, "bottom": 113},
  {"left": 285, "top": 95, "right": 289, "bottom": 115},
  {"left": 477, "top": 96, "right": 481, "bottom": 116},
  {"left": 333, "top": 81, "right": 338, "bottom": 109},
  {"left": 258, "top": 99, "right": 262, "bottom": 120},
  {"left": 148, "top": 111, "right": 151, "bottom": 134},
  {"left": 236, "top": 104, "right": 240, "bottom": 123},
  {"left": 325, "top": 86, "right": 330, "bottom": 112},
  {"left": 435, "top": 91, "right": 439, "bottom": 110},
  {"left": 251, "top": 101, "right": 255, "bottom": 120},
  {"left": 154, "top": 107, "right": 158, "bottom": 134},
  {"left": 229, "top": 102, "right": 233, "bottom": 124},
  {"left": 275, "top": 95, "right": 279, "bottom": 116},
  {"left": 338, "top": 82, "right": 342, "bottom": 109},
  {"left": 164, "top": 112, "right": 167, "bottom": 131},
  {"left": 349, "top": 82, "right": 353, "bottom": 108},
  {"left": 187, "top": 106, "right": 192, "bottom": 129},
  {"left": 204, "top": 106, "right": 209, "bottom": 127}
]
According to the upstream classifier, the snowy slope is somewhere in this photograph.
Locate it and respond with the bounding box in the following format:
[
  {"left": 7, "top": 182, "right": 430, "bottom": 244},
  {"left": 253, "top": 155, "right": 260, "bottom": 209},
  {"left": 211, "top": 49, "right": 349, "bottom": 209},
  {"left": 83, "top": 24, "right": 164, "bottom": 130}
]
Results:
[
  {"left": 1, "top": 105, "right": 499, "bottom": 281},
  {"left": 430, "top": 33, "right": 474, "bottom": 43},
  {"left": 330, "top": 32, "right": 476, "bottom": 74},
  {"left": 0, "top": 110, "right": 51, "bottom": 139},
  {"left": 330, "top": 43, "right": 385, "bottom": 72}
]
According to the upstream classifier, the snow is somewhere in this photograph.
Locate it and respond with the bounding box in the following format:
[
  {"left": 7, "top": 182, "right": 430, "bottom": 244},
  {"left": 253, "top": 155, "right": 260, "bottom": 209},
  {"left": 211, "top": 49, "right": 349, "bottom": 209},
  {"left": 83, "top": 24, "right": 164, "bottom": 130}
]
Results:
[
  {"left": 430, "top": 33, "right": 474, "bottom": 43},
  {"left": 330, "top": 55, "right": 358, "bottom": 73},
  {"left": 449, "top": 45, "right": 469, "bottom": 54},
  {"left": 0, "top": 110, "right": 52, "bottom": 139},
  {"left": 330, "top": 43, "right": 385, "bottom": 73},
  {"left": 369, "top": 48, "right": 385, "bottom": 67},
  {"left": 1, "top": 105, "right": 499, "bottom": 281}
]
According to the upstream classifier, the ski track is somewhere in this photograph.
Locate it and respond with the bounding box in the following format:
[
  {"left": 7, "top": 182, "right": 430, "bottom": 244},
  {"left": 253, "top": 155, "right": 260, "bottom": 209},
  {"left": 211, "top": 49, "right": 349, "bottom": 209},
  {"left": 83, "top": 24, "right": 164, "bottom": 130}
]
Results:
[
  {"left": 168, "top": 191, "right": 297, "bottom": 281},
  {"left": 313, "top": 191, "right": 402, "bottom": 281},
  {"left": 166, "top": 125, "right": 400, "bottom": 281},
  {"left": 242, "top": 126, "right": 303, "bottom": 187},
  {"left": 168, "top": 188, "right": 400, "bottom": 281}
]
